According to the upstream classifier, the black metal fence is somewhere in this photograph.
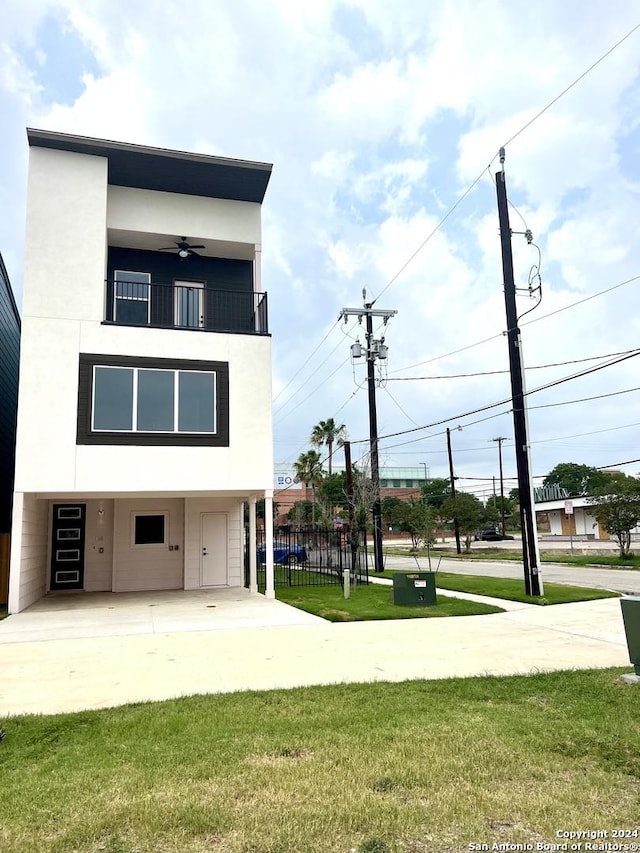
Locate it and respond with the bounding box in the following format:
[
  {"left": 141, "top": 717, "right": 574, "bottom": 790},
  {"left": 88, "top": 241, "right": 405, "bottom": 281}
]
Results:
[{"left": 246, "top": 526, "right": 370, "bottom": 588}]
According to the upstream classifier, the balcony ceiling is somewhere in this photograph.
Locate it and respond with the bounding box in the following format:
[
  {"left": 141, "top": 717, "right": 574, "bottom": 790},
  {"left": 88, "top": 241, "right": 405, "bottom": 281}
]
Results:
[
  {"left": 108, "top": 229, "right": 255, "bottom": 261},
  {"left": 27, "top": 128, "right": 272, "bottom": 204}
]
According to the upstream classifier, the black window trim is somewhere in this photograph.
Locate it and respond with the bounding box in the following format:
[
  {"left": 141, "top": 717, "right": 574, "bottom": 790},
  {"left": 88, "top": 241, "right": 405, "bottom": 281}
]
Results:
[{"left": 77, "top": 353, "right": 229, "bottom": 447}]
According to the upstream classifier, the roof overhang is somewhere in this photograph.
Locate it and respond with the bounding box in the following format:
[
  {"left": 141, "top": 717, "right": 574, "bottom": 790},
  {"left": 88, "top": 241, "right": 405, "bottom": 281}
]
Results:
[{"left": 27, "top": 128, "right": 272, "bottom": 204}]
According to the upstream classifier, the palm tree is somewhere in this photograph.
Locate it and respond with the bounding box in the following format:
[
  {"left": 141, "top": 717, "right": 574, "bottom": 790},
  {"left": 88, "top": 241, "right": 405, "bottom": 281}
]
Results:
[
  {"left": 293, "top": 450, "right": 324, "bottom": 489},
  {"left": 293, "top": 450, "right": 324, "bottom": 526},
  {"left": 310, "top": 418, "right": 346, "bottom": 475}
]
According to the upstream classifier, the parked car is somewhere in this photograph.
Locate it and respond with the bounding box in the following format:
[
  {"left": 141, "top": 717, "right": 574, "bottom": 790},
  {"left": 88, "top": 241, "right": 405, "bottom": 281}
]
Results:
[
  {"left": 257, "top": 541, "right": 308, "bottom": 566},
  {"left": 475, "top": 528, "right": 515, "bottom": 542}
]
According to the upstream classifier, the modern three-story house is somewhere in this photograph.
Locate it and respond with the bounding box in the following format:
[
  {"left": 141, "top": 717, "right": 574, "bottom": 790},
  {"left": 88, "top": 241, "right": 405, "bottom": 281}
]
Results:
[{"left": 8, "top": 129, "right": 276, "bottom": 614}]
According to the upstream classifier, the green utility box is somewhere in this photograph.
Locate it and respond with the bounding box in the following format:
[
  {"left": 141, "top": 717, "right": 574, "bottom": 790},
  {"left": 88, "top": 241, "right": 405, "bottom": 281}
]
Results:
[
  {"left": 620, "top": 597, "right": 640, "bottom": 675},
  {"left": 392, "top": 572, "right": 437, "bottom": 607}
]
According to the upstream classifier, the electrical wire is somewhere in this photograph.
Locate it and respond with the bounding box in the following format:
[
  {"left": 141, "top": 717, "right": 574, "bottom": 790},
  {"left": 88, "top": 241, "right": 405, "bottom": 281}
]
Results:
[
  {"left": 369, "top": 22, "right": 640, "bottom": 307},
  {"left": 502, "top": 22, "right": 640, "bottom": 149},
  {"left": 351, "top": 349, "right": 640, "bottom": 445},
  {"left": 528, "top": 385, "right": 640, "bottom": 410},
  {"left": 272, "top": 23, "right": 640, "bottom": 410},
  {"left": 390, "top": 272, "right": 640, "bottom": 375},
  {"left": 386, "top": 348, "right": 640, "bottom": 380},
  {"left": 382, "top": 385, "right": 422, "bottom": 427},
  {"left": 274, "top": 348, "right": 349, "bottom": 426},
  {"left": 272, "top": 318, "right": 340, "bottom": 404}
]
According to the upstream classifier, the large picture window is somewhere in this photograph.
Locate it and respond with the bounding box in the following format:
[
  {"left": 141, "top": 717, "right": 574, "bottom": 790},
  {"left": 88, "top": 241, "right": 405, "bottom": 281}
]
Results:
[
  {"left": 78, "top": 354, "right": 229, "bottom": 446},
  {"left": 92, "top": 366, "right": 216, "bottom": 433}
]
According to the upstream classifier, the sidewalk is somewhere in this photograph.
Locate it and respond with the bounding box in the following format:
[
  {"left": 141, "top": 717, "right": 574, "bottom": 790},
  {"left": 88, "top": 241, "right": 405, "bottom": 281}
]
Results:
[{"left": 0, "top": 589, "right": 630, "bottom": 717}]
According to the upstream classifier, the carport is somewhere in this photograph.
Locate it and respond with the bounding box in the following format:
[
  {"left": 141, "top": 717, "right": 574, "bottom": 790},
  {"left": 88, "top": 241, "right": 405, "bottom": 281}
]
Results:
[{"left": 0, "top": 587, "right": 323, "bottom": 644}]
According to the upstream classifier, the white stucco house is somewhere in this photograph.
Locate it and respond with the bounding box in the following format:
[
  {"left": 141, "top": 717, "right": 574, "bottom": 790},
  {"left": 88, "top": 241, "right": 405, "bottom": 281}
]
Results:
[{"left": 8, "top": 129, "right": 276, "bottom": 614}]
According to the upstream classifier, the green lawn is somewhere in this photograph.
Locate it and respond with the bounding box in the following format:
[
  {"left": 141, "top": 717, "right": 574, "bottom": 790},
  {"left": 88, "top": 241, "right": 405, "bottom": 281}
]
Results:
[
  {"left": 2, "top": 669, "right": 639, "bottom": 853},
  {"left": 274, "top": 582, "right": 503, "bottom": 620},
  {"left": 378, "top": 570, "right": 620, "bottom": 605}
]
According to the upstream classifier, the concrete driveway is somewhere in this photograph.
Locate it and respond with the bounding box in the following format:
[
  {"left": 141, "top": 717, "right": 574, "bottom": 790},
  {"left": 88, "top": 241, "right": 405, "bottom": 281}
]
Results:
[{"left": 0, "top": 584, "right": 632, "bottom": 718}]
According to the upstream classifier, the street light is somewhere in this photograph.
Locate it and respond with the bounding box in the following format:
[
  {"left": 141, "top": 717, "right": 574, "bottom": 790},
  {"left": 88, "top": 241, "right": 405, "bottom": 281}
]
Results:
[{"left": 420, "top": 462, "right": 428, "bottom": 483}]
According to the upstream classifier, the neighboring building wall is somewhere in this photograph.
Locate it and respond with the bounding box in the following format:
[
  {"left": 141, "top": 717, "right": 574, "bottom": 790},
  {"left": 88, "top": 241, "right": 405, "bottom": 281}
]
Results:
[{"left": 0, "top": 252, "right": 20, "bottom": 534}]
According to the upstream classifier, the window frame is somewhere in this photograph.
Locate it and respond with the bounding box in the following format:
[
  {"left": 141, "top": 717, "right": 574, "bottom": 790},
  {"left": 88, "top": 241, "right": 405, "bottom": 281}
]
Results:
[
  {"left": 90, "top": 366, "right": 216, "bottom": 435},
  {"left": 77, "top": 354, "right": 229, "bottom": 447},
  {"left": 131, "top": 511, "right": 168, "bottom": 549},
  {"left": 114, "top": 270, "right": 151, "bottom": 325}
]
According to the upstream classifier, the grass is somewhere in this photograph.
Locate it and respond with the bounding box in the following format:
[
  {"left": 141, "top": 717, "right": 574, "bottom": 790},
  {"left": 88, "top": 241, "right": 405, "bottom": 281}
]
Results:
[
  {"left": 385, "top": 546, "right": 640, "bottom": 569},
  {"left": 378, "top": 570, "right": 620, "bottom": 605},
  {"left": 273, "top": 582, "right": 503, "bottom": 620},
  {"left": 2, "top": 669, "right": 640, "bottom": 852}
]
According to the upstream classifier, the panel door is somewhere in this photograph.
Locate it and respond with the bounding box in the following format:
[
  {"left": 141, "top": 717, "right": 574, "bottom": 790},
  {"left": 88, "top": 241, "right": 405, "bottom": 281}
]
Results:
[
  {"left": 51, "top": 504, "right": 86, "bottom": 590},
  {"left": 201, "top": 513, "right": 228, "bottom": 586},
  {"left": 175, "top": 280, "right": 205, "bottom": 328}
]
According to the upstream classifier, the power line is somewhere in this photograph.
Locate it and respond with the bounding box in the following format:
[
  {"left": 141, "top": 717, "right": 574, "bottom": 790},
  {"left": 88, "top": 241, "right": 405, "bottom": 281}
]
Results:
[
  {"left": 386, "top": 348, "right": 640, "bottom": 380},
  {"left": 528, "top": 385, "right": 640, "bottom": 410},
  {"left": 502, "top": 21, "right": 640, "bottom": 149},
  {"left": 272, "top": 319, "right": 340, "bottom": 404},
  {"left": 271, "top": 24, "right": 640, "bottom": 409},
  {"left": 372, "top": 21, "right": 640, "bottom": 307},
  {"left": 353, "top": 350, "right": 640, "bottom": 445},
  {"left": 521, "top": 274, "right": 640, "bottom": 329},
  {"left": 390, "top": 273, "right": 640, "bottom": 376}
]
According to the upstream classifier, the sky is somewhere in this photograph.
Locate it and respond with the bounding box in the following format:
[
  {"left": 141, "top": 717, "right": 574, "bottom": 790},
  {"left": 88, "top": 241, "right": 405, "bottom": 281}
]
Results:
[{"left": 2, "top": 0, "right": 640, "bottom": 501}]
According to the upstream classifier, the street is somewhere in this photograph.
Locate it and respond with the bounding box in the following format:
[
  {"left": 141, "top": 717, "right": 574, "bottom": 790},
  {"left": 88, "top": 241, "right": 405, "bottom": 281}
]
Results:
[{"left": 382, "top": 553, "right": 640, "bottom": 595}]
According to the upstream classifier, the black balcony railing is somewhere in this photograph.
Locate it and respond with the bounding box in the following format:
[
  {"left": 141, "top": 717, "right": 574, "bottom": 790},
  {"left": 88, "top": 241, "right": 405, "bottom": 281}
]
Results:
[{"left": 104, "top": 281, "right": 268, "bottom": 335}]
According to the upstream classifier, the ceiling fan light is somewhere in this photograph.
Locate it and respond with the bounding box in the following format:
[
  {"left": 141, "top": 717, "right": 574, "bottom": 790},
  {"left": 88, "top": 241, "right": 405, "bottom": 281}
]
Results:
[{"left": 178, "top": 249, "right": 189, "bottom": 258}]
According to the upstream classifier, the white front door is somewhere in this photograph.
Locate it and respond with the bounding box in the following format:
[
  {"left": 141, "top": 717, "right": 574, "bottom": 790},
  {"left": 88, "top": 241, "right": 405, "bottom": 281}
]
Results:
[{"left": 201, "top": 513, "right": 228, "bottom": 586}]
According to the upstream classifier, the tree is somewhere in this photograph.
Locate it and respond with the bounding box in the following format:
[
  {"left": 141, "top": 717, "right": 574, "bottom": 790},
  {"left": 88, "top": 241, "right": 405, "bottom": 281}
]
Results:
[
  {"left": 293, "top": 450, "right": 324, "bottom": 488},
  {"left": 316, "top": 471, "right": 348, "bottom": 519},
  {"left": 587, "top": 475, "right": 640, "bottom": 558},
  {"left": 293, "top": 450, "right": 324, "bottom": 526},
  {"left": 403, "top": 499, "right": 436, "bottom": 552},
  {"left": 310, "top": 419, "right": 346, "bottom": 475},
  {"left": 421, "top": 478, "right": 451, "bottom": 509},
  {"left": 442, "top": 492, "right": 485, "bottom": 553},
  {"left": 421, "top": 478, "right": 452, "bottom": 541},
  {"left": 543, "top": 463, "right": 609, "bottom": 497},
  {"left": 287, "top": 500, "right": 314, "bottom": 525},
  {"left": 381, "top": 496, "right": 406, "bottom": 529}
]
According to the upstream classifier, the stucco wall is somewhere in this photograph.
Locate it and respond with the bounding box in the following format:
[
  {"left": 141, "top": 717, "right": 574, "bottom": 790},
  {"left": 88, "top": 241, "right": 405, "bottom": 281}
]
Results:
[
  {"left": 108, "top": 186, "right": 261, "bottom": 254},
  {"left": 13, "top": 146, "right": 273, "bottom": 497}
]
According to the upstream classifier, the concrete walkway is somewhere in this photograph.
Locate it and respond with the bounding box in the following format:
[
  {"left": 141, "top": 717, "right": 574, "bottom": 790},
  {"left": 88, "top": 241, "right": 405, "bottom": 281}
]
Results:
[{"left": 0, "top": 586, "right": 631, "bottom": 717}]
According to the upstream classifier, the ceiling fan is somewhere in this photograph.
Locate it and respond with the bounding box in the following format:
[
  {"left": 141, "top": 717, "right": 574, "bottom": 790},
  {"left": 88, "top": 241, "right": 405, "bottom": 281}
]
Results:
[{"left": 159, "top": 237, "right": 205, "bottom": 259}]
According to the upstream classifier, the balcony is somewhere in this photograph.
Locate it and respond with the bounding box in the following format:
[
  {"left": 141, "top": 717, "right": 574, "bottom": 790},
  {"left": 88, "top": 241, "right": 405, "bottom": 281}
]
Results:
[{"left": 104, "top": 280, "right": 268, "bottom": 335}]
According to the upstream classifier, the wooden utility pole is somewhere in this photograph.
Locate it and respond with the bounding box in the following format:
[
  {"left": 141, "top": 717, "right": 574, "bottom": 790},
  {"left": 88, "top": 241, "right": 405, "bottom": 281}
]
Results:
[
  {"left": 446, "top": 427, "right": 461, "bottom": 554},
  {"left": 339, "top": 297, "right": 397, "bottom": 573},
  {"left": 495, "top": 150, "right": 543, "bottom": 596}
]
